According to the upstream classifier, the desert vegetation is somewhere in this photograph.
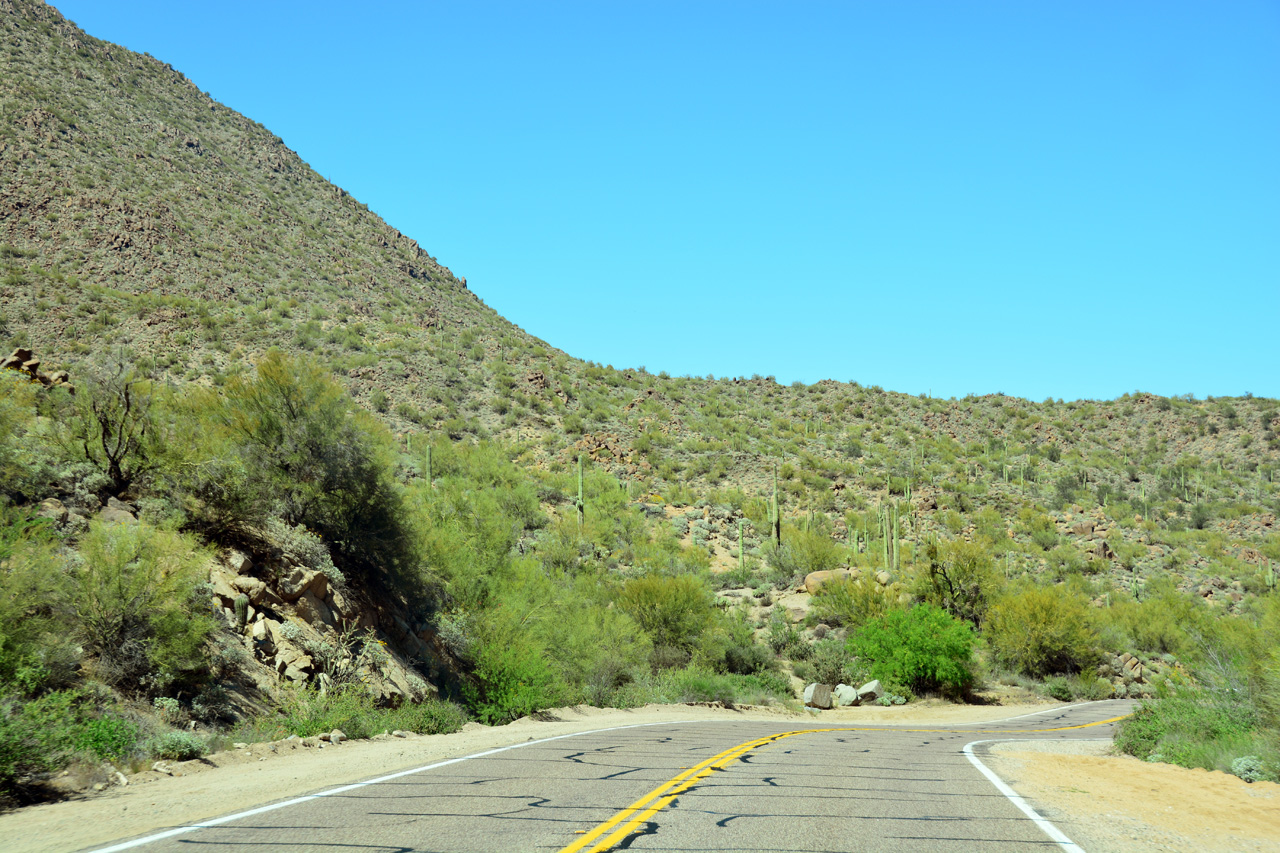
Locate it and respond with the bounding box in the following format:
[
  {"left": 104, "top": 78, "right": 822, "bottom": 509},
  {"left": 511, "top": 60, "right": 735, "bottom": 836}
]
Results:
[{"left": 0, "top": 0, "right": 1277, "bottom": 807}]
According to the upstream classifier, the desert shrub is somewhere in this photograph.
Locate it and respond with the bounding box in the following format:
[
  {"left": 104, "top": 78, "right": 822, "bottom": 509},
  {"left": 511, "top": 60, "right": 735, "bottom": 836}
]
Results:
[
  {"left": 149, "top": 730, "right": 206, "bottom": 761},
  {"left": 808, "top": 638, "right": 867, "bottom": 686},
  {"left": 276, "top": 687, "right": 466, "bottom": 738},
  {"left": 846, "top": 604, "right": 975, "bottom": 697},
  {"left": 0, "top": 508, "right": 77, "bottom": 694},
  {"left": 986, "top": 583, "right": 1100, "bottom": 677},
  {"left": 765, "top": 609, "right": 806, "bottom": 657},
  {"left": 1115, "top": 688, "right": 1268, "bottom": 776},
  {"left": 618, "top": 575, "right": 715, "bottom": 655},
  {"left": 0, "top": 689, "right": 98, "bottom": 799},
  {"left": 812, "top": 576, "right": 899, "bottom": 628},
  {"left": 463, "top": 637, "right": 562, "bottom": 725},
  {"left": 167, "top": 351, "right": 414, "bottom": 588},
  {"left": 76, "top": 714, "right": 141, "bottom": 762},
  {"left": 765, "top": 524, "right": 843, "bottom": 582},
  {"left": 50, "top": 357, "right": 158, "bottom": 494},
  {"left": 71, "top": 520, "right": 212, "bottom": 694},
  {"left": 614, "top": 667, "right": 792, "bottom": 708},
  {"left": 914, "top": 539, "right": 1002, "bottom": 627},
  {"left": 1091, "top": 579, "right": 1210, "bottom": 658}
]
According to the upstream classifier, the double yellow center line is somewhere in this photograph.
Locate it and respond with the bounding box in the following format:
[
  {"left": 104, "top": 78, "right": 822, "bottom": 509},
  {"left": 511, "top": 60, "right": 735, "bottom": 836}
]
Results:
[
  {"left": 557, "top": 728, "right": 830, "bottom": 853},
  {"left": 556, "top": 715, "right": 1130, "bottom": 853}
]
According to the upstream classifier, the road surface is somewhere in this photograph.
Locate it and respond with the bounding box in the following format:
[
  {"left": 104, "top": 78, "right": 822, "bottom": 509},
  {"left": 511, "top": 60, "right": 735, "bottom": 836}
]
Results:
[{"left": 91, "top": 700, "right": 1133, "bottom": 853}]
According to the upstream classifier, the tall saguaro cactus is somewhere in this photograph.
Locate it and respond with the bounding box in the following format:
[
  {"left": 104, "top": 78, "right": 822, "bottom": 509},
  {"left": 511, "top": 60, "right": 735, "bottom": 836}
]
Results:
[
  {"left": 575, "top": 453, "right": 585, "bottom": 529},
  {"left": 767, "top": 465, "right": 781, "bottom": 548}
]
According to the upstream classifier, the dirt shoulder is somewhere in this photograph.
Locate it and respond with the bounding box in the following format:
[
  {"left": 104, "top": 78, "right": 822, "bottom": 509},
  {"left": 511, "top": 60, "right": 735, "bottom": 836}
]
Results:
[
  {"left": 984, "top": 741, "right": 1280, "bottom": 853},
  {"left": 1, "top": 700, "right": 1269, "bottom": 853}
]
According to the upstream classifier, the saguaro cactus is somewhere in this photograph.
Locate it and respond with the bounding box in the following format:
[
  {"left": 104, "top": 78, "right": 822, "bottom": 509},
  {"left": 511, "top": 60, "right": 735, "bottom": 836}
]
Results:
[
  {"left": 768, "top": 465, "right": 781, "bottom": 548},
  {"left": 576, "top": 453, "right": 585, "bottom": 529},
  {"left": 234, "top": 593, "right": 250, "bottom": 630}
]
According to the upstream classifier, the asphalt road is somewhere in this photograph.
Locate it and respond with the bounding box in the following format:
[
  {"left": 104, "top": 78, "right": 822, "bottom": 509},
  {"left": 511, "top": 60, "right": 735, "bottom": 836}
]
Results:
[{"left": 91, "top": 700, "right": 1133, "bottom": 853}]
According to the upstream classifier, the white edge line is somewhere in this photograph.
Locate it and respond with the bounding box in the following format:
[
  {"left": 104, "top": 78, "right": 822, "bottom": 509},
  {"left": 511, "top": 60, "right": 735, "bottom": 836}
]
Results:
[
  {"left": 87, "top": 703, "right": 1120, "bottom": 853},
  {"left": 963, "top": 739, "right": 1086, "bottom": 853}
]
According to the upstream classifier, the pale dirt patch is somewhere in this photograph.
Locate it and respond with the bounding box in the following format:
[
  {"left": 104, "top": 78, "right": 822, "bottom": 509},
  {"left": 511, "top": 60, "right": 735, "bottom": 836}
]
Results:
[{"left": 985, "top": 741, "right": 1280, "bottom": 853}]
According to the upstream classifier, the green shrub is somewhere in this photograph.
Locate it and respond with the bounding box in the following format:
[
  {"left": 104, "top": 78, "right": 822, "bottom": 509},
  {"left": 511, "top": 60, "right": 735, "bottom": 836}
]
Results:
[
  {"left": 986, "top": 584, "right": 1099, "bottom": 677},
  {"left": 0, "top": 690, "right": 84, "bottom": 799},
  {"left": 1116, "top": 690, "right": 1259, "bottom": 770},
  {"left": 846, "top": 604, "right": 975, "bottom": 697},
  {"left": 76, "top": 715, "right": 141, "bottom": 762},
  {"left": 277, "top": 687, "right": 467, "bottom": 738},
  {"left": 71, "top": 520, "right": 212, "bottom": 694},
  {"left": 149, "top": 730, "right": 206, "bottom": 761},
  {"left": 807, "top": 638, "right": 866, "bottom": 686},
  {"left": 914, "top": 539, "right": 1002, "bottom": 627},
  {"left": 618, "top": 575, "right": 715, "bottom": 654},
  {"left": 812, "top": 577, "right": 898, "bottom": 628},
  {"left": 463, "top": 639, "right": 562, "bottom": 725}
]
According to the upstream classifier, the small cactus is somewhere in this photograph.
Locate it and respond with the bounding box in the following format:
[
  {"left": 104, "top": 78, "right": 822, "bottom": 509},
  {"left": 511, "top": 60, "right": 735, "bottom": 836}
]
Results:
[{"left": 234, "top": 593, "right": 250, "bottom": 630}]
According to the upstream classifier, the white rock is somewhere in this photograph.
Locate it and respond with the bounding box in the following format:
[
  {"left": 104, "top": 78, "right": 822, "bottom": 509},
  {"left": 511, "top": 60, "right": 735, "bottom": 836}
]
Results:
[
  {"left": 857, "top": 679, "right": 883, "bottom": 702},
  {"left": 833, "top": 684, "right": 860, "bottom": 707}
]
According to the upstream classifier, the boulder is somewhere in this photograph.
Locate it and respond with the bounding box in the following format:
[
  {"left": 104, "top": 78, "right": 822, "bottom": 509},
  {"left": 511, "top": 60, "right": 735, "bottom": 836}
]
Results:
[
  {"left": 98, "top": 506, "right": 137, "bottom": 525},
  {"left": 804, "top": 683, "right": 833, "bottom": 710},
  {"left": 37, "top": 498, "right": 68, "bottom": 525},
  {"left": 328, "top": 588, "right": 357, "bottom": 621},
  {"left": 278, "top": 567, "right": 326, "bottom": 602},
  {"left": 874, "top": 571, "right": 891, "bottom": 586},
  {"left": 804, "top": 568, "right": 854, "bottom": 595},
  {"left": 856, "top": 679, "right": 882, "bottom": 702},
  {"left": 231, "top": 575, "right": 267, "bottom": 601},
  {"left": 330, "top": 729, "right": 347, "bottom": 744},
  {"left": 295, "top": 590, "right": 335, "bottom": 628},
  {"left": 833, "top": 684, "right": 860, "bottom": 707},
  {"left": 226, "top": 550, "right": 253, "bottom": 574}
]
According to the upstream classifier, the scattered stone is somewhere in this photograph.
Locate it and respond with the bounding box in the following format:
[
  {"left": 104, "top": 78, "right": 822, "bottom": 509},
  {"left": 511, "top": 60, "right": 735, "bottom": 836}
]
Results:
[
  {"left": 856, "top": 680, "right": 882, "bottom": 702},
  {"left": 37, "top": 498, "right": 68, "bottom": 524},
  {"left": 391, "top": 730, "right": 409, "bottom": 738},
  {"left": 330, "top": 729, "right": 347, "bottom": 744},
  {"left": 874, "top": 571, "right": 891, "bottom": 586},
  {"left": 232, "top": 742, "right": 248, "bottom": 750},
  {"left": 804, "top": 683, "right": 833, "bottom": 710},
  {"left": 833, "top": 683, "right": 860, "bottom": 707}
]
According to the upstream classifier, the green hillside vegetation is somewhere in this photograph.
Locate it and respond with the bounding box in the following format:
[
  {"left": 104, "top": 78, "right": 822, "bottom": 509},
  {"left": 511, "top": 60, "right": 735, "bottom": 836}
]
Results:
[{"left": 1, "top": 0, "right": 1278, "bottom": 804}]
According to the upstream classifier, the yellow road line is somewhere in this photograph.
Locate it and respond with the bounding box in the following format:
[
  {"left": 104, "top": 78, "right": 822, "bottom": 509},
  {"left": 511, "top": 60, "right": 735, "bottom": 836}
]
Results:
[{"left": 556, "top": 714, "right": 1130, "bottom": 853}]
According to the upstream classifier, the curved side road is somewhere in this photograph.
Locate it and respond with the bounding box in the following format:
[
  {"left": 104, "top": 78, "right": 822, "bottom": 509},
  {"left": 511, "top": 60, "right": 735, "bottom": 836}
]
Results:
[{"left": 87, "top": 700, "right": 1133, "bottom": 853}]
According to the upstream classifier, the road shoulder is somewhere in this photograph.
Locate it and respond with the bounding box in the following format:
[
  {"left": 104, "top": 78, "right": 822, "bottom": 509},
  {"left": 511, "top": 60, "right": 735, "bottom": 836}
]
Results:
[{"left": 984, "top": 740, "right": 1280, "bottom": 853}]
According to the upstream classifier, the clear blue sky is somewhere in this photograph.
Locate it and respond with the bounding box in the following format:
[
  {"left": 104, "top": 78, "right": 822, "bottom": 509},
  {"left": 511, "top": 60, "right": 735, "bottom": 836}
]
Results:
[{"left": 54, "top": 1, "right": 1280, "bottom": 401}]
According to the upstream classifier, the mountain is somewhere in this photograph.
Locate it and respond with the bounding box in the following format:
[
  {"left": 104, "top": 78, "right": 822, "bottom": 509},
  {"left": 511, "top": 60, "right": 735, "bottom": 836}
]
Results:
[{"left": 1, "top": 0, "right": 1279, "bottom": 804}]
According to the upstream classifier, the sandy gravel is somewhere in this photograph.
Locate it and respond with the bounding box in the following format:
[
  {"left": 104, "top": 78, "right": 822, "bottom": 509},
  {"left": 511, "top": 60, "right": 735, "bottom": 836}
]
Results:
[
  {"left": 986, "top": 740, "right": 1280, "bottom": 853},
  {"left": 2, "top": 700, "right": 1273, "bottom": 852}
]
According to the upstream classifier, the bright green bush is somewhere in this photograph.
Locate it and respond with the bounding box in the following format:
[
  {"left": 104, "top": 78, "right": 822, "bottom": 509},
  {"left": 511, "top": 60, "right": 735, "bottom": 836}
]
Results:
[
  {"left": 76, "top": 715, "right": 141, "bottom": 762},
  {"left": 847, "top": 603, "right": 975, "bottom": 697},
  {"left": 986, "top": 583, "right": 1099, "bottom": 677},
  {"left": 618, "top": 575, "right": 715, "bottom": 655},
  {"left": 72, "top": 520, "right": 212, "bottom": 694},
  {"left": 0, "top": 689, "right": 84, "bottom": 799},
  {"left": 463, "top": 638, "right": 562, "bottom": 725}
]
